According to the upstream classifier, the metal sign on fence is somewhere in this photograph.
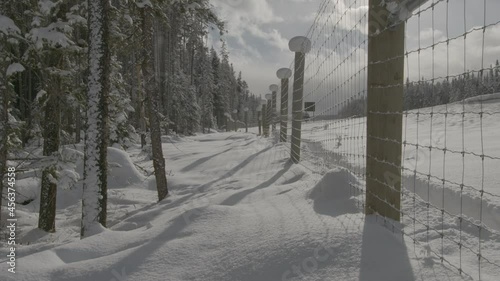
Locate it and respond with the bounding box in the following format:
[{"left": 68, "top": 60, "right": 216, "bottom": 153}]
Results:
[{"left": 304, "top": 102, "right": 315, "bottom": 112}]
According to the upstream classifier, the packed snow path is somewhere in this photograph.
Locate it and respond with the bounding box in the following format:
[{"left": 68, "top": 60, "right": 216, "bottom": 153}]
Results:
[{"left": 1, "top": 132, "right": 489, "bottom": 280}]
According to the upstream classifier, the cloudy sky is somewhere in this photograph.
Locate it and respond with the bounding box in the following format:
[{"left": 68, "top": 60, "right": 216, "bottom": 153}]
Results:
[
  {"left": 208, "top": 0, "right": 500, "bottom": 102},
  {"left": 209, "top": 0, "right": 323, "bottom": 97}
]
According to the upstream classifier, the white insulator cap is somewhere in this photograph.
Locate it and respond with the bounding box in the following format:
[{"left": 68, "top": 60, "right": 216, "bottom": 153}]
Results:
[
  {"left": 276, "top": 68, "right": 292, "bottom": 79},
  {"left": 289, "top": 36, "right": 311, "bottom": 53},
  {"left": 269, "top": 84, "right": 279, "bottom": 92}
]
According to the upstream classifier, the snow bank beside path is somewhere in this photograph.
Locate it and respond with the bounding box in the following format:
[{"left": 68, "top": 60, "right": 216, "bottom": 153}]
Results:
[{"left": 107, "top": 147, "right": 145, "bottom": 188}]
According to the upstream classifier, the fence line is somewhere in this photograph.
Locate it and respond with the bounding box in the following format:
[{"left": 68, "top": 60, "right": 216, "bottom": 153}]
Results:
[{"left": 268, "top": 0, "right": 500, "bottom": 280}]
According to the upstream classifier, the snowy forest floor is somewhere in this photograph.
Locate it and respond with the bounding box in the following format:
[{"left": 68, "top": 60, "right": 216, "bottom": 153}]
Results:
[{"left": 0, "top": 130, "right": 495, "bottom": 281}]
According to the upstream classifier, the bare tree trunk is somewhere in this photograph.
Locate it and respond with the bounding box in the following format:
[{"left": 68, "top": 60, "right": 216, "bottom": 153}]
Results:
[
  {"left": 38, "top": 77, "right": 60, "bottom": 233},
  {"left": 36, "top": 3, "right": 75, "bottom": 227},
  {"left": 74, "top": 32, "right": 83, "bottom": 144},
  {"left": 157, "top": 21, "right": 167, "bottom": 118},
  {"left": 190, "top": 44, "right": 195, "bottom": 85},
  {"left": 141, "top": 6, "right": 168, "bottom": 202},
  {"left": 136, "top": 63, "right": 147, "bottom": 148},
  {"left": 75, "top": 104, "right": 81, "bottom": 143},
  {"left": 65, "top": 105, "right": 74, "bottom": 144},
  {"left": 131, "top": 50, "right": 138, "bottom": 128},
  {"left": 25, "top": 67, "right": 33, "bottom": 146},
  {"left": 81, "top": 0, "right": 110, "bottom": 237}
]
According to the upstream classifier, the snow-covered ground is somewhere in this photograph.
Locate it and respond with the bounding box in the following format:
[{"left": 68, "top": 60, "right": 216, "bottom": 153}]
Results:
[
  {"left": 1, "top": 99, "right": 499, "bottom": 280},
  {"left": 295, "top": 95, "right": 500, "bottom": 279}
]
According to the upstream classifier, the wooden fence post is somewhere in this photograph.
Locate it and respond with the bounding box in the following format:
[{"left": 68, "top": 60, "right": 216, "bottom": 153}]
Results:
[
  {"left": 277, "top": 68, "right": 292, "bottom": 142},
  {"left": 289, "top": 36, "right": 311, "bottom": 163},
  {"left": 270, "top": 84, "right": 279, "bottom": 132},
  {"left": 262, "top": 103, "right": 269, "bottom": 137},
  {"left": 365, "top": 0, "right": 405, "bottom": 221}
]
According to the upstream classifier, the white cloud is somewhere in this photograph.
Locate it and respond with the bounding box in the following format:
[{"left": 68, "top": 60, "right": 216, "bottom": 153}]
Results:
[
  {"left": 298, "top": 12, "right": 317, "bottom": 23},
  {"left": 245, "top": 25, "right": 289, "bottom": 51},
  {"left": 209, "top": 0, "right": 298, "bottom": 95},
  {"left": 212, "top": 0, "right": 283, "bottom": 29},
  {"left": 306, "top": 0, "right": 368, "bottom": 38},
  {"left": 210, "top": 0, "right": 288, "bottom": 57}
]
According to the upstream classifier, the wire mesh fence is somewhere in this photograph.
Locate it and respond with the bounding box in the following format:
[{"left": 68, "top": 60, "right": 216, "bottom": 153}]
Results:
[{"left": 275, "top": 0, "right": 500, "bottom": 280}]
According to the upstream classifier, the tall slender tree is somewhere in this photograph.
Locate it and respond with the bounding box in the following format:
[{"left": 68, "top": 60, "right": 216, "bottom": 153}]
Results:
[
  {"left": 35, "top": 3, "right": 70, "bottom": 233},
  {"left": 38, "top": 73, "right": 61, "bottom": 232},
  {"left": 140, "top": 1, "right": 168, "bottom": 201}
]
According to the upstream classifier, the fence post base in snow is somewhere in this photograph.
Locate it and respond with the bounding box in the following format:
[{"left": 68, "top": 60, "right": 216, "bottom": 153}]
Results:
[
  {"left": 258, "top": 111, "right": 262, "bottom": 135},
  {"left": 266, "top": 99, "right": 272, "bottom": 137},
  {"left": 270, "top": 84, "right": 279, "bottom": 132},
  {"left": 262, "top": 104, "right": 269, "bottom": 137},
  {"left": 245, "top": 111, "right": 248, "bottom": 133}
]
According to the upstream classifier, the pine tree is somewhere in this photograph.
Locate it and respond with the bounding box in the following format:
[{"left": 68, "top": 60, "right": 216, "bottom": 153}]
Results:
[
  {"left": 194, "top": 47, "right": 214, "bottom": 133},
  {"left": 216, "top": 41, "right": 235, "bottom": 130},
  {"left": 140, "top": 1, "right": 168, "bottom": 202},
  {"left": 440, "top": 79, "right": 451, "bottom": 104},
  {"left": 35, "top": 1, "right": 76, "bottom": 233},
  {"left": 38, "top": 76, "right": 61, "bottom": 233},
  {"left": 81, "top": 0, "right": 111, "bottom": 237},
  {"left": 495, "top": 60, "right": 500, "bottom": 78},
  {"left": 235, "top": 71, "right": 244, "bottom": 120},
  {"left": 465, "top": 72, "right": 478, "bottom": 98},
  {"left": 0, "top": 9, "right": 22, "bottom": 224},
  {"left": 495, "top": 60, "right": 500, "bottom": 92},
  {"left": 211, "top": 48, "right": 224, "bottom": 128}
]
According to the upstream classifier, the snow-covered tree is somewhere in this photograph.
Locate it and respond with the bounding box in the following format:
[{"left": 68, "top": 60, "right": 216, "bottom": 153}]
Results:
[
  {"left": 0, "top": 10, "right": 24, "bottom": 224},
  {"left": 81, "top": 0, "right": 111, "bottom": 237},
  {"left": 215, "top": 41, "right": 236, "bottom": 130},
  {"left": 211, "top": 47, "right": 224, "bottom": 128},
  {"left": 170, "top": 70, "right": 200, "bottom": 134},
  {"left": 28, "top": 0, "right": 79, "bottom": 233},
  {"left": 195, "top": 47, "right": 215, "bottom": 132},
  {"left": 438, "top": 79, "right": 451, "bottom": 104},
  {"left": 139, "top": 0, "right": 168, "bottom": 202}
]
